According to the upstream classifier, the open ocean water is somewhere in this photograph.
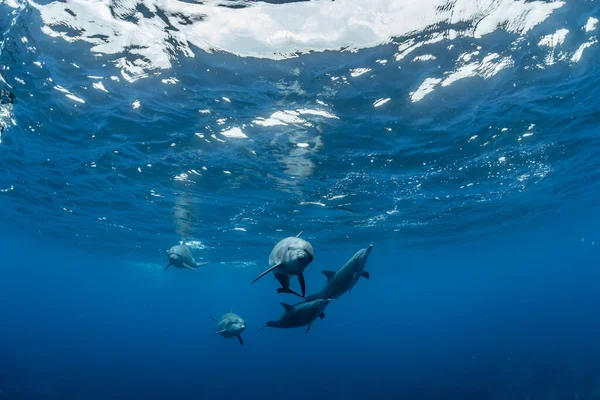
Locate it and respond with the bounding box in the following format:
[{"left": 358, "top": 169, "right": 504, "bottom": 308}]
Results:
[{"left": 0, "top": 0, "right": 600, "bottom": 398}]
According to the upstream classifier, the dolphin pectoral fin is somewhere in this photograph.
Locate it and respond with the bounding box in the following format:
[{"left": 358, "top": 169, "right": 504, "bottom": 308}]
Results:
[
  {"left": 276, "top": 287, "right": 305, "bottom": 299},
  {"left": 183, "top": 263, "right": 197, "bottom": 271},
  {"left": 319, "top": 312, "right": 325, "bottom": 320},
  {"left": 196, "top": 262, "right": 209, "bottom": 267},
  {"left": 322, "top": 270, "right": 336, "bottom": 281},
  {"left": 305, "top": 323, "right": 312, "bottom": 334},
  {"left": 296, "top": 231, "right": 303, "bottom": 238},
  {"left": 251, "top": 263, "right": 282, "bottom": 284},
  {"left": 361, "top": 271, "right": 370, "bottom": 279},
  {"left": 256, "top": 325, "right": 268, "bottom": 333},
  {"left": 209, "top": 330, "right": 226, "bottom": 336},
  {"left": 237, "top": 336, "right": 243, "bottom": 346},
  {"left": 280, "top": 302, "right": 294, "bottom": 312},
  {"left": 164, "top": 263, "right": 171, "bottom": 271},
  {"left": 298, "top": 274, "right": 306, "bottom": 297}
]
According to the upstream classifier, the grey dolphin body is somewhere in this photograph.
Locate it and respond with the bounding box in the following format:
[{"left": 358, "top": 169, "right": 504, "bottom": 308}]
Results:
[
  {"left": 165, "top": 243, "right": 209, "bottom": 271},
  {"left": 258, "top": 298, "right": 331, "bottom": 334},
  {"left": 210, "top": 311, "right": 246, "bottom": 345},
  {"left": 302, "top": 245, "right": 373, "bottom": 303},
  {"left": 252, "top": 232, "right": 314, "bottom": 298}
]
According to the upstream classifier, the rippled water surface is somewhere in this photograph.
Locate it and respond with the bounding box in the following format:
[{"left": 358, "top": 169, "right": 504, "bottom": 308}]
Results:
[
  {"left": 0, "top": 0, "right": 598, "bottom": 260},
  {"left": 1, "top": 0, "right": 600, "bottom": 398}
]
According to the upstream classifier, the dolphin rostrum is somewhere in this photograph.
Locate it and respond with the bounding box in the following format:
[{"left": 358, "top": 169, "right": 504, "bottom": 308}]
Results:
[
  {"left": 252, "top": 231, "right": 313, "bottom": 298},
  {"left": 257, "top": 298, "right": 331, "bottom": 334},
  {"left": 301, "top": 245, "right": 373, "bottom": 303},
  {"left": 165, "top": 243, "right": 209, "bottom": 271},
  {"left": 209, "top": 310, "right": 246, "bottom": 346}
]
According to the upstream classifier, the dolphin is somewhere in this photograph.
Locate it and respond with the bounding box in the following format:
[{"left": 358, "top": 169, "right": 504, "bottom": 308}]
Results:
[
  {"left": 210, "top": 310, "right": 246, "bottom": 345},
  {"left": 252, "top": 231, "right": 313, "bottom": 297},
  {"left": 165, "top": 243, "right": 209, "bottom": 271},
  {"left": 301, "top": 245, "right": 372, "bottom": 303},
  {"left": 257, "top": 298, "right": 331, "bottom": 334}
]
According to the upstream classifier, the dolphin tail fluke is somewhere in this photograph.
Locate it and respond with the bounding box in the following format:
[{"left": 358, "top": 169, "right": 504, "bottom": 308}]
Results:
[
  {"left": 183, "top": 263, "right": 197, "bottom": 271},
  {"left": 361, "top": 271, "right": 370, "bottom": 279},
  {"left": 209, "top": 329, "right": 226, "bottom": 336},
  {"left": 252, "top": 263, "right": 282, "bottom": 284},
  {"left": 164, "top": 263, "right": 171, "bottom": 271},
  {"left": 276, "top": 287, "right": 305, "bottom": 299},
  {"left": 237, "top": 336, "right": 243, "bottom": 346},
  {"left": 298, "top": 273, "right": 306, "bottom": 297}
]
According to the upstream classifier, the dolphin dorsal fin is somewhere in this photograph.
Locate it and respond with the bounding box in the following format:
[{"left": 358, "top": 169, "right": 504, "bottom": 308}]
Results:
[
  {"left": 322, "top": 270, "right": 335, "bottom": 281},
  {"left": 296, "top": 231, "right": 303, "bottom": 238},
  {"left": 280, "top": 302, "right": 294, "bottom": 312}
]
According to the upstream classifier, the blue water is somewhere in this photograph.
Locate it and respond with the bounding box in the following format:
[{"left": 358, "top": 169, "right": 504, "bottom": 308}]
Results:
[{"left": 1, "top": 0, "right": 600, "bottom": 398}]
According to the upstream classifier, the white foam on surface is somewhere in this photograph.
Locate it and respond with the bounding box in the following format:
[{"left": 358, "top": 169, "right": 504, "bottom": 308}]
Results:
[
  {"left": 411, "top": 53, "right": 512, "bottom": 102},
  {"left": 571, "top": 39, "right": 597, "bottom": 63},
  {"left": 413, "top": 54, "right": 437, "bottom": 62},
  {"left": 373, "top": 98, "right": 390, "bottom": 107},
  {"left": 253, "top": 108, "right": 338, "bottom": 127},
  {"left": 161, "top": 77, "right": 179, "bottom": 84},
  {"left": 350, "top": 68, "right": 372, "bottom": 77},
  {"left": 410, "top": 77, "right": 442, "bottom": 102},
  {"left": 297, "top": 108, "right": 339, "bottom": 119},
  {"left": 183, "top": 240, "right": 210, "bottom": 250},
  {"left": 584, "top": 17, "right": 598, "bottom": 33},
  {"left": 3, "top": 0, "right": 20, "bottom": 8},
  {"left": 66, "top": 94, "right": 85, "bottom": 103},
  {"left": 220, "top": 127, "right": 248, "bottom": 139},
  {"left": 92, "top": 81, "right": 108, "bottom": 92},
  {"left": 53, "top": 84, "right": 86, "bottom": 103},
  {"left": 31, "top": 0, "right": 565, "bottom": 79},
  {"left": 538, "top": 28, "right": 569, "bottom": 48},
  {"left": 442, "top": 53, "right": 513, "bottom": 87}
]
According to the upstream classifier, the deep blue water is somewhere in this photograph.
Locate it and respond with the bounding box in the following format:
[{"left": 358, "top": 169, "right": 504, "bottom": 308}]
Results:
[{"left": 1, "top": 0, "right": 600, "bottom": 398}]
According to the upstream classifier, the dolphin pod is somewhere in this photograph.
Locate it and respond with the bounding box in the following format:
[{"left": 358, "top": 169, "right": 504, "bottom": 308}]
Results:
[
  {"left": 254, "top": 239, "right": 373, "bottom": 336},
  {"left": 162, "top": 233, "right": 373, "bottom": 345}
]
